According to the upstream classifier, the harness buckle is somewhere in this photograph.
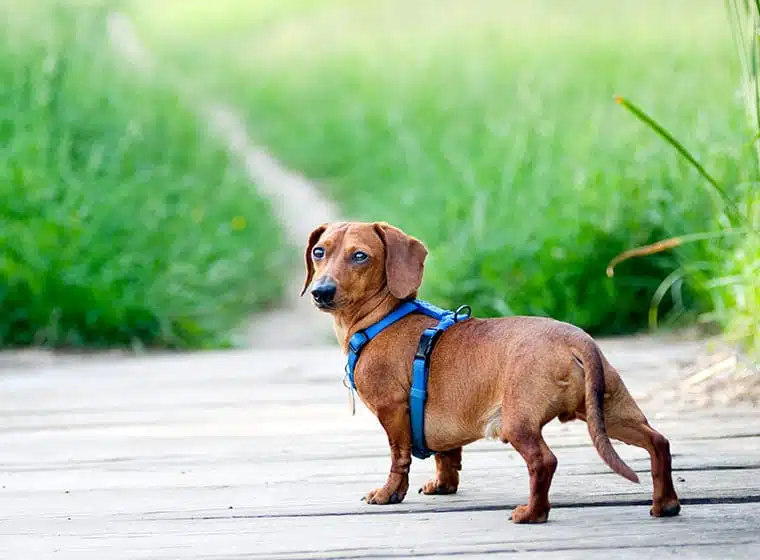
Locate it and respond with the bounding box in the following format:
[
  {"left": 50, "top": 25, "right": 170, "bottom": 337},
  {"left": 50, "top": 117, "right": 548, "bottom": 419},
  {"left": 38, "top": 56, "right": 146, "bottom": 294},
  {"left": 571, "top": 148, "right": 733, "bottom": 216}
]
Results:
[
  {"left": 348, "top": 331, "right": 370, "bottom": 354},
  {"left": 415, "top": 328, "right": 438, "bottom": 360}
]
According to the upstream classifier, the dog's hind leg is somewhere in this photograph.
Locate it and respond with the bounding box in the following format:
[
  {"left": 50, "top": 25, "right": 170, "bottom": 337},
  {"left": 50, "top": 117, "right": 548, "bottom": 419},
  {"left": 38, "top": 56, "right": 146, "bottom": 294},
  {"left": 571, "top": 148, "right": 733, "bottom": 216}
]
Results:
[
  {"left": 601, "top": 385, "right": 681, "bottom": 517},
  {"left": 500, "top": 417, "right": 558, "bottom": 524},
  {"left": 420, "top": 447, "right": 462, "bottom": 495}
]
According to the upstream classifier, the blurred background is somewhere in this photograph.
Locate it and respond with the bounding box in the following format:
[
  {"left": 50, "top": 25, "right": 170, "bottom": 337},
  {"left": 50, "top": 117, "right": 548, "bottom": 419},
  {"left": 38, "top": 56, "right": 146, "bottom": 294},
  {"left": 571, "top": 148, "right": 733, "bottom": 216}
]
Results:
[{"left": 1, "top": 0, "right": 757, "bottom": 359}]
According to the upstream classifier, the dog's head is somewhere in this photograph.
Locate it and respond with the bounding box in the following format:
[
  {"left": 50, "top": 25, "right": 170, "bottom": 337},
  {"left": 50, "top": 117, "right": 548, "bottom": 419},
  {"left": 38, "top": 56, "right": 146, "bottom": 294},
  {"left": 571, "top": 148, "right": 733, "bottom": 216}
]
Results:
[{"left": 300, "top": 221, "right": 428, "bottom": 312}]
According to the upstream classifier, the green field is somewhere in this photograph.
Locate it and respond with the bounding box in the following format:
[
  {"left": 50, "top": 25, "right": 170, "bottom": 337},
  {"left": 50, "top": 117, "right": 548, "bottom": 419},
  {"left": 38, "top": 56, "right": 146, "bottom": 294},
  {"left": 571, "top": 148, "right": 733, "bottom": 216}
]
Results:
[
  {"left": 130, "top": 0, "right": 753, "bottom": 339},
  {"left": 0, "top": 1, "right": 288, "bottom": 348},
  {"left": 5, "top": 0, "right": 753, "bottom": 353}
]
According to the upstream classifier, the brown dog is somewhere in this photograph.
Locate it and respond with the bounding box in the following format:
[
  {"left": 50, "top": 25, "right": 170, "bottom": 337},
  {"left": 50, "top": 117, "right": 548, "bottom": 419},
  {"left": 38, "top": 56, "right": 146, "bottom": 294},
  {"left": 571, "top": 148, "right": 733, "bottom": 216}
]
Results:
[{"left": 302, "top": 221, "right": 681, "bottom": 523}]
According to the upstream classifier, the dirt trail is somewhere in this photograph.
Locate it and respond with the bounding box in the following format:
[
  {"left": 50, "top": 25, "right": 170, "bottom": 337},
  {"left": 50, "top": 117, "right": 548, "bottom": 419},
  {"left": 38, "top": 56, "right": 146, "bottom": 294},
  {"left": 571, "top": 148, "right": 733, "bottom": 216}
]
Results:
[{"left": 106, "top": 13, "right": 337, "bottom": 348}]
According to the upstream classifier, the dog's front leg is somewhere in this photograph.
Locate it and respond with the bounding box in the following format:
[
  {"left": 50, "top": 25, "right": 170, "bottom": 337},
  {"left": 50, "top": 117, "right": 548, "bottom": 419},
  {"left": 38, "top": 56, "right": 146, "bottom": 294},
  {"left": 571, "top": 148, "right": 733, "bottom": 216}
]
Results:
[{"left": 364, "top": 405, "right": 411, "bottom": 505}]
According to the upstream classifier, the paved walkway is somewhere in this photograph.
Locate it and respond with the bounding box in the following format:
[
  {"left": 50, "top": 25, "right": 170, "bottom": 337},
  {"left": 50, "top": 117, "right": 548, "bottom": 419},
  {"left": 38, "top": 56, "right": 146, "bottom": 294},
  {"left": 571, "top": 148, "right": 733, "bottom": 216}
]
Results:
[{"left": 2, "top": 335, "right": 759, "bottom": 559}]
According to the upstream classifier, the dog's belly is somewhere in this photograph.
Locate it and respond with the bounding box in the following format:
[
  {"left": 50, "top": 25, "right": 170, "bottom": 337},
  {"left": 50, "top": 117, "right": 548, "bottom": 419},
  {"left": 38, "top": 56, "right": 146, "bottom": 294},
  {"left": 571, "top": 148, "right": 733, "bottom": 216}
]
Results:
[
  {"left": 424, "top": 372, "right": 503, "bottom": 451},
  {"left": 425, "top": 403, "right": 501, "bottom": 450}
]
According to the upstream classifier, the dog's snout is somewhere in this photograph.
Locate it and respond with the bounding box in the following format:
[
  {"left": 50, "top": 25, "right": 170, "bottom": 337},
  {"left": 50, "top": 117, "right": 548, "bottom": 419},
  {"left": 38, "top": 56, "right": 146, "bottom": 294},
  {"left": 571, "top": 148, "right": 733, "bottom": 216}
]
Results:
[{"left": 311, "top": 282, "right": 337, "bottom": 305}]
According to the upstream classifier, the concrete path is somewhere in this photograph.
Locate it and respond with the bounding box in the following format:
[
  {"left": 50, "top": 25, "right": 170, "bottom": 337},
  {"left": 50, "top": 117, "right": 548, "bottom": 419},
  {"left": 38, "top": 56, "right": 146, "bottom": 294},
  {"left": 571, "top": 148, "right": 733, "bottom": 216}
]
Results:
[{"left": 2, "top": 335, "right": 759, "bottom": 559}]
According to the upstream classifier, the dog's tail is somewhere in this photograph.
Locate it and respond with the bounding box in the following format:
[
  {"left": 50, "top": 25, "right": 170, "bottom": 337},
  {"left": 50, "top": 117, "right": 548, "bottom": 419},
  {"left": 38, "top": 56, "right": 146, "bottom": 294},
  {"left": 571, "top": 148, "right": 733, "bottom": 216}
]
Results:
[{"left": 575, "top": 342, "right": 640, "bottom": 484}]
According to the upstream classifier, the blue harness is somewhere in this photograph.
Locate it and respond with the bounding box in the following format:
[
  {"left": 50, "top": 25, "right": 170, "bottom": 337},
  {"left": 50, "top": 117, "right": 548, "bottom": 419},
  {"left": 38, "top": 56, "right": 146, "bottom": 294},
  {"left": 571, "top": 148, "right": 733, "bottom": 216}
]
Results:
[{"left": 344, "top": 299, "right": 471, "bottom": 460}]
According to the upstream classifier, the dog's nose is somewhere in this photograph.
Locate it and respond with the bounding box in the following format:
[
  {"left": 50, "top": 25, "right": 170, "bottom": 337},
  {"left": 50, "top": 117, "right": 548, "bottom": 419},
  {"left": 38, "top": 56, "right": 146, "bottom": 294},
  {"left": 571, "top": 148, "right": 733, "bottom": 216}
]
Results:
[{"left": 311, "top": 282, "right": 337, "bottom": 305}]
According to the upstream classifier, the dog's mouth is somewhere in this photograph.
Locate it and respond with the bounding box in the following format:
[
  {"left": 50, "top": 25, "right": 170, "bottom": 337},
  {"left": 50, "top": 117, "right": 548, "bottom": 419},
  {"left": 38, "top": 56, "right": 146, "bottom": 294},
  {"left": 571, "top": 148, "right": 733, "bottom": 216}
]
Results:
[{"left": 312, "top": 299, "right": 338, "bottom": 312}]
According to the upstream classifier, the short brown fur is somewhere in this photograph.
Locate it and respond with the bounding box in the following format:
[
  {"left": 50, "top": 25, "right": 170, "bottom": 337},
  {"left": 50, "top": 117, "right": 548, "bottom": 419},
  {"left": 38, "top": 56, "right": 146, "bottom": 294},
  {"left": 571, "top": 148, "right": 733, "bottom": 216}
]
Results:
[{"left": 302, "top": 221, "right": 681, "bottom": 523}]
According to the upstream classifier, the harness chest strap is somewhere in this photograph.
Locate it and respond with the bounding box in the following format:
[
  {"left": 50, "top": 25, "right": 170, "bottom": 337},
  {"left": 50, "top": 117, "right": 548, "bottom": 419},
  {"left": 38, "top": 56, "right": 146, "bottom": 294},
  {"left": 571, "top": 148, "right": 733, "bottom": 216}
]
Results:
[{"left": 344, "top": 299, "right": 471, "bottom": 460}]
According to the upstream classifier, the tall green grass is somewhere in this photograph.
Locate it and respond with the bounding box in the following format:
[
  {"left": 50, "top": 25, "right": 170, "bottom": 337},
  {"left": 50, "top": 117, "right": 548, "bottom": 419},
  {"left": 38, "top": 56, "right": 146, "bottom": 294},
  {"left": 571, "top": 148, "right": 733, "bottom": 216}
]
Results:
[
  {"left": 131, "top": 0, "right": 746, "bottom": 336},
  {"left": 0, "top": 1, "right": 288, "bottom": 349},
  {"left": 609, "top": 0, "right": 759, "bottom": 358}
]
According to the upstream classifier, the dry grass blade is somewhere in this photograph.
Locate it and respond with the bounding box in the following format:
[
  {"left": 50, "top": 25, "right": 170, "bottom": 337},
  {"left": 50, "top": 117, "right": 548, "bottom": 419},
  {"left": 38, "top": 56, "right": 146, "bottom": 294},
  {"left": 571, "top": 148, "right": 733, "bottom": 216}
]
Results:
[{"left": 606, "top": 230, "right": 749, "bottom": 277}]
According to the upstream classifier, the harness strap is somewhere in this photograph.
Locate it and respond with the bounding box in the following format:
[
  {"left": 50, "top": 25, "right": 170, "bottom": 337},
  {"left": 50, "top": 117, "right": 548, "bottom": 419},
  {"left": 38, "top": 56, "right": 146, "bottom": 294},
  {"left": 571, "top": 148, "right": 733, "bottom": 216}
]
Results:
[
  {"left": 345, "top": 299, "right": 471, "bottom": 460},
  {"left": 410, "top": 306, "right": 469, "bottom": 459},
  {"left": 345, "top": 300, "right": 420, "bottom": 390}
]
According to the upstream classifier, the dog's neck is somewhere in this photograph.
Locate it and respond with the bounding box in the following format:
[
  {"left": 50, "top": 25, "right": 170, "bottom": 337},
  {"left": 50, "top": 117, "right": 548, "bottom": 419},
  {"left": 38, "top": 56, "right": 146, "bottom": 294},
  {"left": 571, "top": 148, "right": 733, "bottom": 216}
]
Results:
[{"left": 332, "top": 292, "right": 402, "bottom": 354}]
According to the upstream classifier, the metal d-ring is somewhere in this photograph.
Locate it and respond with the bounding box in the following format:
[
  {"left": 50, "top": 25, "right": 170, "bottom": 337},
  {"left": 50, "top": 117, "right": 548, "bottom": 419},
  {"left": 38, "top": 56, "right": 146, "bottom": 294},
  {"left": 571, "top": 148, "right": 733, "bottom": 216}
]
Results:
[{"left": 454, "top": 305, "right": 472, "bottom": 322}]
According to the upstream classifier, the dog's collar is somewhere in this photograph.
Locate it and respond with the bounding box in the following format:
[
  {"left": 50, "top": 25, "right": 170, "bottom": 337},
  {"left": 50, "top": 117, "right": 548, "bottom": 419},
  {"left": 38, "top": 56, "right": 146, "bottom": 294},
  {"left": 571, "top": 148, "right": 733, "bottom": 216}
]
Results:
[{"left": 344, "top": 298, "right": 471, "bottom": 459}]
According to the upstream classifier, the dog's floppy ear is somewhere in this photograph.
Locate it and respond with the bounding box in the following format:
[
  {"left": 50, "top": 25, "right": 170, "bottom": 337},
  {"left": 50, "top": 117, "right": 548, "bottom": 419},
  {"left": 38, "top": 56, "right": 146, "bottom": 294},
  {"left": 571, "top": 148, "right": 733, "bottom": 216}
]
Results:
[
  {"left": 300, "top": 224, "right": 328, "bottom": 296},
  {"left": 373, "top": 222, "right": 428, "bottom": 300}
]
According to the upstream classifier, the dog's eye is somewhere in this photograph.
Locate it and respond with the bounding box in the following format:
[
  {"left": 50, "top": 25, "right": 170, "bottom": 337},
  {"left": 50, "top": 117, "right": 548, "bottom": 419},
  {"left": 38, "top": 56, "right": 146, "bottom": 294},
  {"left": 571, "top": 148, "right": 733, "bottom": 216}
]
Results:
[
  {"left": 351, "top": 251, "right": 369, "bottom": 263},
  {"left": 312, "top": 247, "right": 325, "bottom": 260}
]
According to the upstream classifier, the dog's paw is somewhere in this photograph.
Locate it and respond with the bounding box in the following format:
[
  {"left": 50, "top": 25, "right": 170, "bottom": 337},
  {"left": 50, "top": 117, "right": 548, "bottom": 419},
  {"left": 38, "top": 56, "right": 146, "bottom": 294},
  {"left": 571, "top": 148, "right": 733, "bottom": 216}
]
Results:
[
  {"left": 650, "top": 498, "right": 681, "bottom": 518},
  {"left": 363, "top": 487, "right": 405, "bottom": 505},
  {"left": 419, "top": 477, "right": 458, "bottom": 496},
  {"left": 509, "top": 504, "right": 549, "bottom": 524}
]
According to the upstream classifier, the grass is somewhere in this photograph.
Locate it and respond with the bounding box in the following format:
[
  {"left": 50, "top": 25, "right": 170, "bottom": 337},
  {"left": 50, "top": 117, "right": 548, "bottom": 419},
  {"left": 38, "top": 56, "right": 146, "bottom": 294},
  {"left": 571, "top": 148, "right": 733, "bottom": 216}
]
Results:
[
  {"left": 130, "top": 0, "right": 750, "bottom": 337},
  {"left": 608, "top": 0, "right": 760, "bottom": 359},
  {"left": 0, "top": 1, "right": 288, "bottom": 349}
]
